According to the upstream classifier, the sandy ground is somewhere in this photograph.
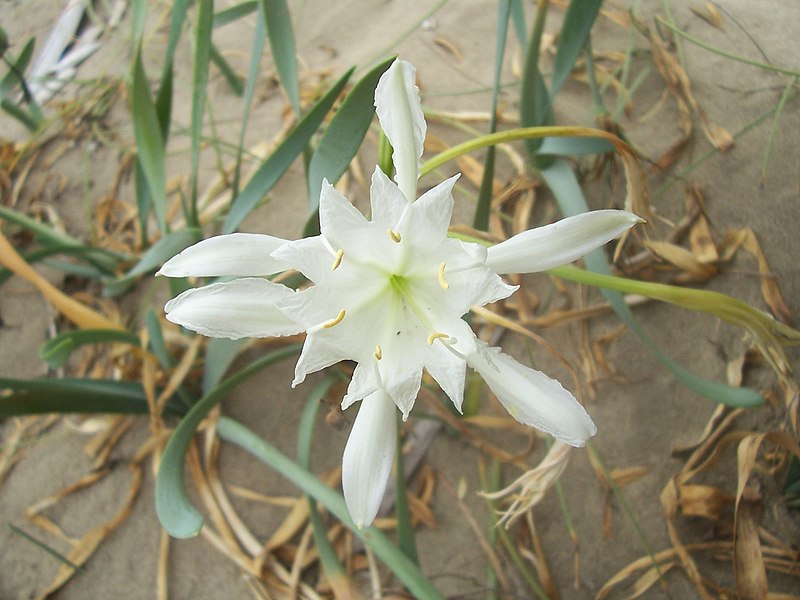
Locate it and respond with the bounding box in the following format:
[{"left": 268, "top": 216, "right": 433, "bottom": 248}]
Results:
[{"left": 1, "top": 0, "right": 799, "bottom": 598}]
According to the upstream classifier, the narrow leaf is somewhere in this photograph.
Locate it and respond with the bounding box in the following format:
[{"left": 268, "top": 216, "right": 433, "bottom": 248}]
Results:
[
  {"left": 156, "top": 344, "right": 301, "bottom": 538},
  {"left": 222, "top": 67, "right": 353, "bottom": 234},
  {"left": 131, "top": 49, "right": 167, "bottom": 232},
  {"left": 39, "top": 329, "right": 140, "bottom": 369},
  {"left": 213, "top": 1, "right": 258, "bottom": 28},
  {"left": 189, "top": 0, "right": 214, "bottom": 224},
  {"left": 519, "top": 0, "right": 553, "bottom": 154},
  {"left": 307, "top": 57, "right": 394, "bottom": 212},
  {"left": 550, "top": 0, "right": 603, "bottom": 97},
  {"left": 218, "top": 417, "right": 445, "bottom": 600},
  {"left": 261, "top": 0, "right": 300, "bottom": 115}
]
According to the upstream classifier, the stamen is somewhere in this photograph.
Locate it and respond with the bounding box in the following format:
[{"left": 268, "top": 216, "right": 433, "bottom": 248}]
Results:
[
  {"left": 427, "top": 332, "right": 450, "bottom": 345},
  {"left": 387, "top": 228, "right": 402, "bottom": 243},
  {"left": 331, "top": 249, "right": 344, "bottom": 270},
  {"left": 374, "top": 345, "right": 383, "bottom": 360},
  {"left": 438, "top": 262, "right": 449, "bottom": 290},
  {"left": 323, "top": 309, "right": 346, "bottom": 329},
  {"left": 321, "top": 236, "right": 338, "bottom": 257}
]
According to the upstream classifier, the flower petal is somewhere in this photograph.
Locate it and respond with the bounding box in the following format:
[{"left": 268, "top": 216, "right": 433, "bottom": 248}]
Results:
[
  {"left": 467, "top": 343, "right": 597, "bottom": 447},
  {"left": 374, "top": 59, "right": 425, "bottom": 202},
  {"left": 402, "top": 174, "right": 459, "bottom": 246},
  {"left": 369, "top": 166, "right": 409, "bottom": 228},
  {"left": 342, "top": 389, "right": 397, "bottom": 528},
  {"left": 164, "top": 278, "right": 302, "bottom": 339},
  {"left": 157, "top": 233, "right": 290, "bottom": 277},
  {"left": 319, "top": 179, "right": 370, "bottom": 246},
  {"left": 485, "top": 210, "right": 643, "bottom": 274}
]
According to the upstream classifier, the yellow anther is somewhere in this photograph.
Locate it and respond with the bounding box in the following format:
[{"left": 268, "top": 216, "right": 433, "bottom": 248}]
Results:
[
  {"left": 331, "top": 249, "right": 344, "bottom": 270},
  {"left": 427, "top": 332, "right": 449, "bottom": 345},
  {"left": 387, "top": 229, "right": 402, "bottom": 243},
  {"left": 323, "top": 309, "right": 346, "bottom": 329},
  {"left": 374, "top": 345, "right": 383, "bottom": 360},
  {"left": 438, "top": 262, "right": 449, "bottom": 290}
]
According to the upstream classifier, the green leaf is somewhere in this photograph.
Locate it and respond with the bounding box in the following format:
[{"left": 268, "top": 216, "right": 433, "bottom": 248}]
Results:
[
  {"left": 221, "top": 67, "right": 353, "bottom": 234},
  {"left": 540, "top": 159, "right": 763, "bottom": 408},
  {"left": 0, "top": 37, "right": 35, "bottom": 101},
  {"left": 0, "top": 378, "right": 184, "bottom": 418},
  {"left": 202, "top": 337, "right": 248, "bottom": 394},
  {"left": 189, "top": 0, "right": 214, "bottom": 224},
  {"left": 146, "top": 308, "right": 174, "bottom": 368},
  {"left": 297, "top": 379, "right": 355, "bottom": 596},
  {"left": 156, "top": 344, "right": 301, "bottom": 538},
  {"left": 519, "top": 0, "right": 552, "bottom": 154},
  {"left": 155, "top": 0, "right": 191, "bottom": 140},
  {"left": 209, "top": 43, "right": 244, "bottom": 96},
  {"left": 104, "top": 228, "right": 202, "bottom": 297},
  {"left": 306, "top": 57, "right": 394, "bottom": 213},
  {"left": 213, "top": 1, "right": 258, "bottom": 28},
  {"left": 261, "top": 0, "right": 300, "bottom": 115},
  {"left": 550, "top": 0, "right": 602, "bottom": 97},
  {"left": 218, "top": 417, "right": 444, "bottom": 599},
  {"left": 131, "top": 49, "right": 167, "bottom": 232},
  {"left": 475, "top": 0, "right": 512, "bottom": 231},
  {"left": 39, "top": 329, "right": 141, "bottom": 369}
]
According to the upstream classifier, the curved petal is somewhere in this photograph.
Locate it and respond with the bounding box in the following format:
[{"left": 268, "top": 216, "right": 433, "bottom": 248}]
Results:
[
  {"left": 485, "top": 210, "right": 643, "bottom": 274},
  {"left": 403, "top": 174, "right": 459, "bottom": 246},
  {"left": 319, "top": 179, "right": 370, "bottom": 246},
  {"left": 467, "top": 343, "right": 597, "bottom": 447},
  {"left": 164, "top": 278, "right": 302, "bottom": 339},
  {"left": 342, "top": 389, "right": 397, "bottom": 528},
  {"left": 157, "top": 233, "right": 290, "bottom": 277},
  {"left": 374, "top": 59, "right": 425, "bottom": 202},
  {"left": 369, "top": 166, "right": 409, "bottom": 228}
]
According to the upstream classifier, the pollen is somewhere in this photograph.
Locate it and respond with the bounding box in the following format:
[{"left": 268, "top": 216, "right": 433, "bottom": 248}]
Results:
[
  {"left": 374, "top": 345, "right": 383, "bottom": 360},
  {"left": 438, "top": 262, "right": 449, "bottom": 290},
  {"left": 387, "top": 228, "right": 402, "bottom": 243},
  {"left": 331, "top": 249, "right": 344, "bottom": 270},
  {"left": 427, "top": 332, "right": 450, "bottom": 345},
  {"left": 323, "top": 309, "right": 346, "bottom": 329}
]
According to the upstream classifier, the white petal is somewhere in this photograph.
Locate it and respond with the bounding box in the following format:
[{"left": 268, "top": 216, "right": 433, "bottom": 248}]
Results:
[
  {"left": 292, "top": 332, "right": 349, "bottom": 387},
  {"left": 319, "top": 180, "right": 371, "bottom": 242},
  {"left": 157, "top": 233, "right": 290, "bottom": 277},
  {"left": 485, "top": 210, "right": 643, "bottom": 274},
  {"left": 467, "top": 343, "right": 597, "bottom": 447},
  {"left": 164, "top": 278, "right": 302, "bottom": 339},
  {"left": 342, "top": 389, "right": 397, "bottom": 528},
  {"left": 402, "top": 174, "right": 459, "bottom": 246},
  {"left": 342, "top": 362, "right": 380, "bottom": 410},
  {"left": 369, "top": 166, "right": 409, "bottom": 228},
  {"left": 374, "top": 59, "right": 426, "bottom": 202}
]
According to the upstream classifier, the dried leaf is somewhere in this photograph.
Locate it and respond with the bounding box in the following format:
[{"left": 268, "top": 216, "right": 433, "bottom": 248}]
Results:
[
  {"left": 433, "top": 36, "right": 463, "bottom": 61},
  {"left": 610, "top": 465, "right": 650, "bottom": 487},
  {"left": 678, "top": 483, "right": 732, "bottom": 519},
  {"left": 644, "top": 239, "right": 718, "bottom": 281}
]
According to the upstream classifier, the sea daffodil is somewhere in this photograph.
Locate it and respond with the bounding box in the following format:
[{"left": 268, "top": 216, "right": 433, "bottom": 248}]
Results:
[{"left": 159, "top": 59, "right": 641, "bottom": 528}]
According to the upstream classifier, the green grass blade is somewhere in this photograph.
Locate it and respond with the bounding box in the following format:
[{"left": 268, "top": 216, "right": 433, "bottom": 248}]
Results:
[
  {"left": 537, "top": 135, "right": 614, "bottom": 155},
  {"left": 213, "top": 1, "right": 258, "bottom": 28},
  {"left": 217, "top": 417, "right": 445, "bottom": 599},
  {"left": 261, "top": 0, "right": 300, "bottom": 115},
  {"left": 306, "top": 57, "right": 394, "bottom": 213},
  {"left": 0, "top": 378, "right": 183, "bottom": 417},
  {"left": 0, "top": 37, "right": 35, "bottom": 100},
  {"left": 209, "top": 43, "right": 244, "bottom": 95},
  {"left": 474, "top": 0, "right": 512, "bottom": 231},
  {"left": 297, "top": 378, "right": 357, "bottom": 596},
  {"left": 550, "top": 0, "right": 602, "bottom": 97},
  {"left": 509, "top": 0, "right": 527, "bottom": 47},
  {"left": 0, "top": 100, "right": 39, "bottom": 131},
  {"left": 540, "top": 159, "right": 764, "bottom": 408},
  {"left": 231, "top": 3, "right": 266, "bottom": 198},
  {"left": 155, "top": 0, "right": 192, "bottom": 140},
  {"left": 519, "top": 0, "right": 552, "bottom": 154},
  {"left": 202, "top": 338, "right": 248, "bottom": 394},
  {"left": 131, "top": 49, "right": 167, "bottom": 232},
  {"left": 9, "top": 524, "right": 85, "bottom": 573},
  {"left": 394, "top": 415, "right": 419, "bottom": 565},
  {"left": 39, "top": 329, "right": 141, "bottom": 369},
  {"left": 156, "top": 344, "right": 301, "bottom": 538},
  {"left": 189, "top": 0, "right": 214, "bottom": 226},
  {"left": 221, "top": 67, "right": 353, "bottom": 234}
]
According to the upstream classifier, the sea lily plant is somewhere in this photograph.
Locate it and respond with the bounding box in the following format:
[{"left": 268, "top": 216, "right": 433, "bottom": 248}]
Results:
[{"left": 159, "top": 59, "right": 641, "bottom": 528}]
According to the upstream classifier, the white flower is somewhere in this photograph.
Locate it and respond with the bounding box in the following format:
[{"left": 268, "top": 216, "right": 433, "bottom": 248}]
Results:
[{"left": 159, "top": 59, "right": 642, "bottom": 528}]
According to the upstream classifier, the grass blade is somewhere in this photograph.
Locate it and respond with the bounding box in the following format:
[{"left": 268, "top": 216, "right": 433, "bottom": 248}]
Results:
[
  {"left": 550, "top": 0, "right": 602, "bottom": 97},
  {"left": 222, "top": 67, "right": 353, "bottom": 234},
  {"left": 519, "top": 0, "right": 552, "bottom": 154},
  {"left": 218, "top": 416, "right": 445, "bottom": 599},
  {"left": 474, "top": 0, "right": 512, "bottom": 231},
  {"left": 306, "top": 57, "right": 394, "bottom": 215},
  {"left": 156, "top": 344, "right": 301, "bottom": 538},
  {"left": 131, "top": 49, "right": 167, "bottom": 232},
  {"left": 39, "top": 329, "right": 141, "bottom": 369},
  {"left": 189, "top": 0, "right": 214, "bottom": 225},
  {"left": 213, "top": 1, "right": 258, "bottom": 28},
  {"left": 261, "top": 0, "right": 300, "bottom": 115}
]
